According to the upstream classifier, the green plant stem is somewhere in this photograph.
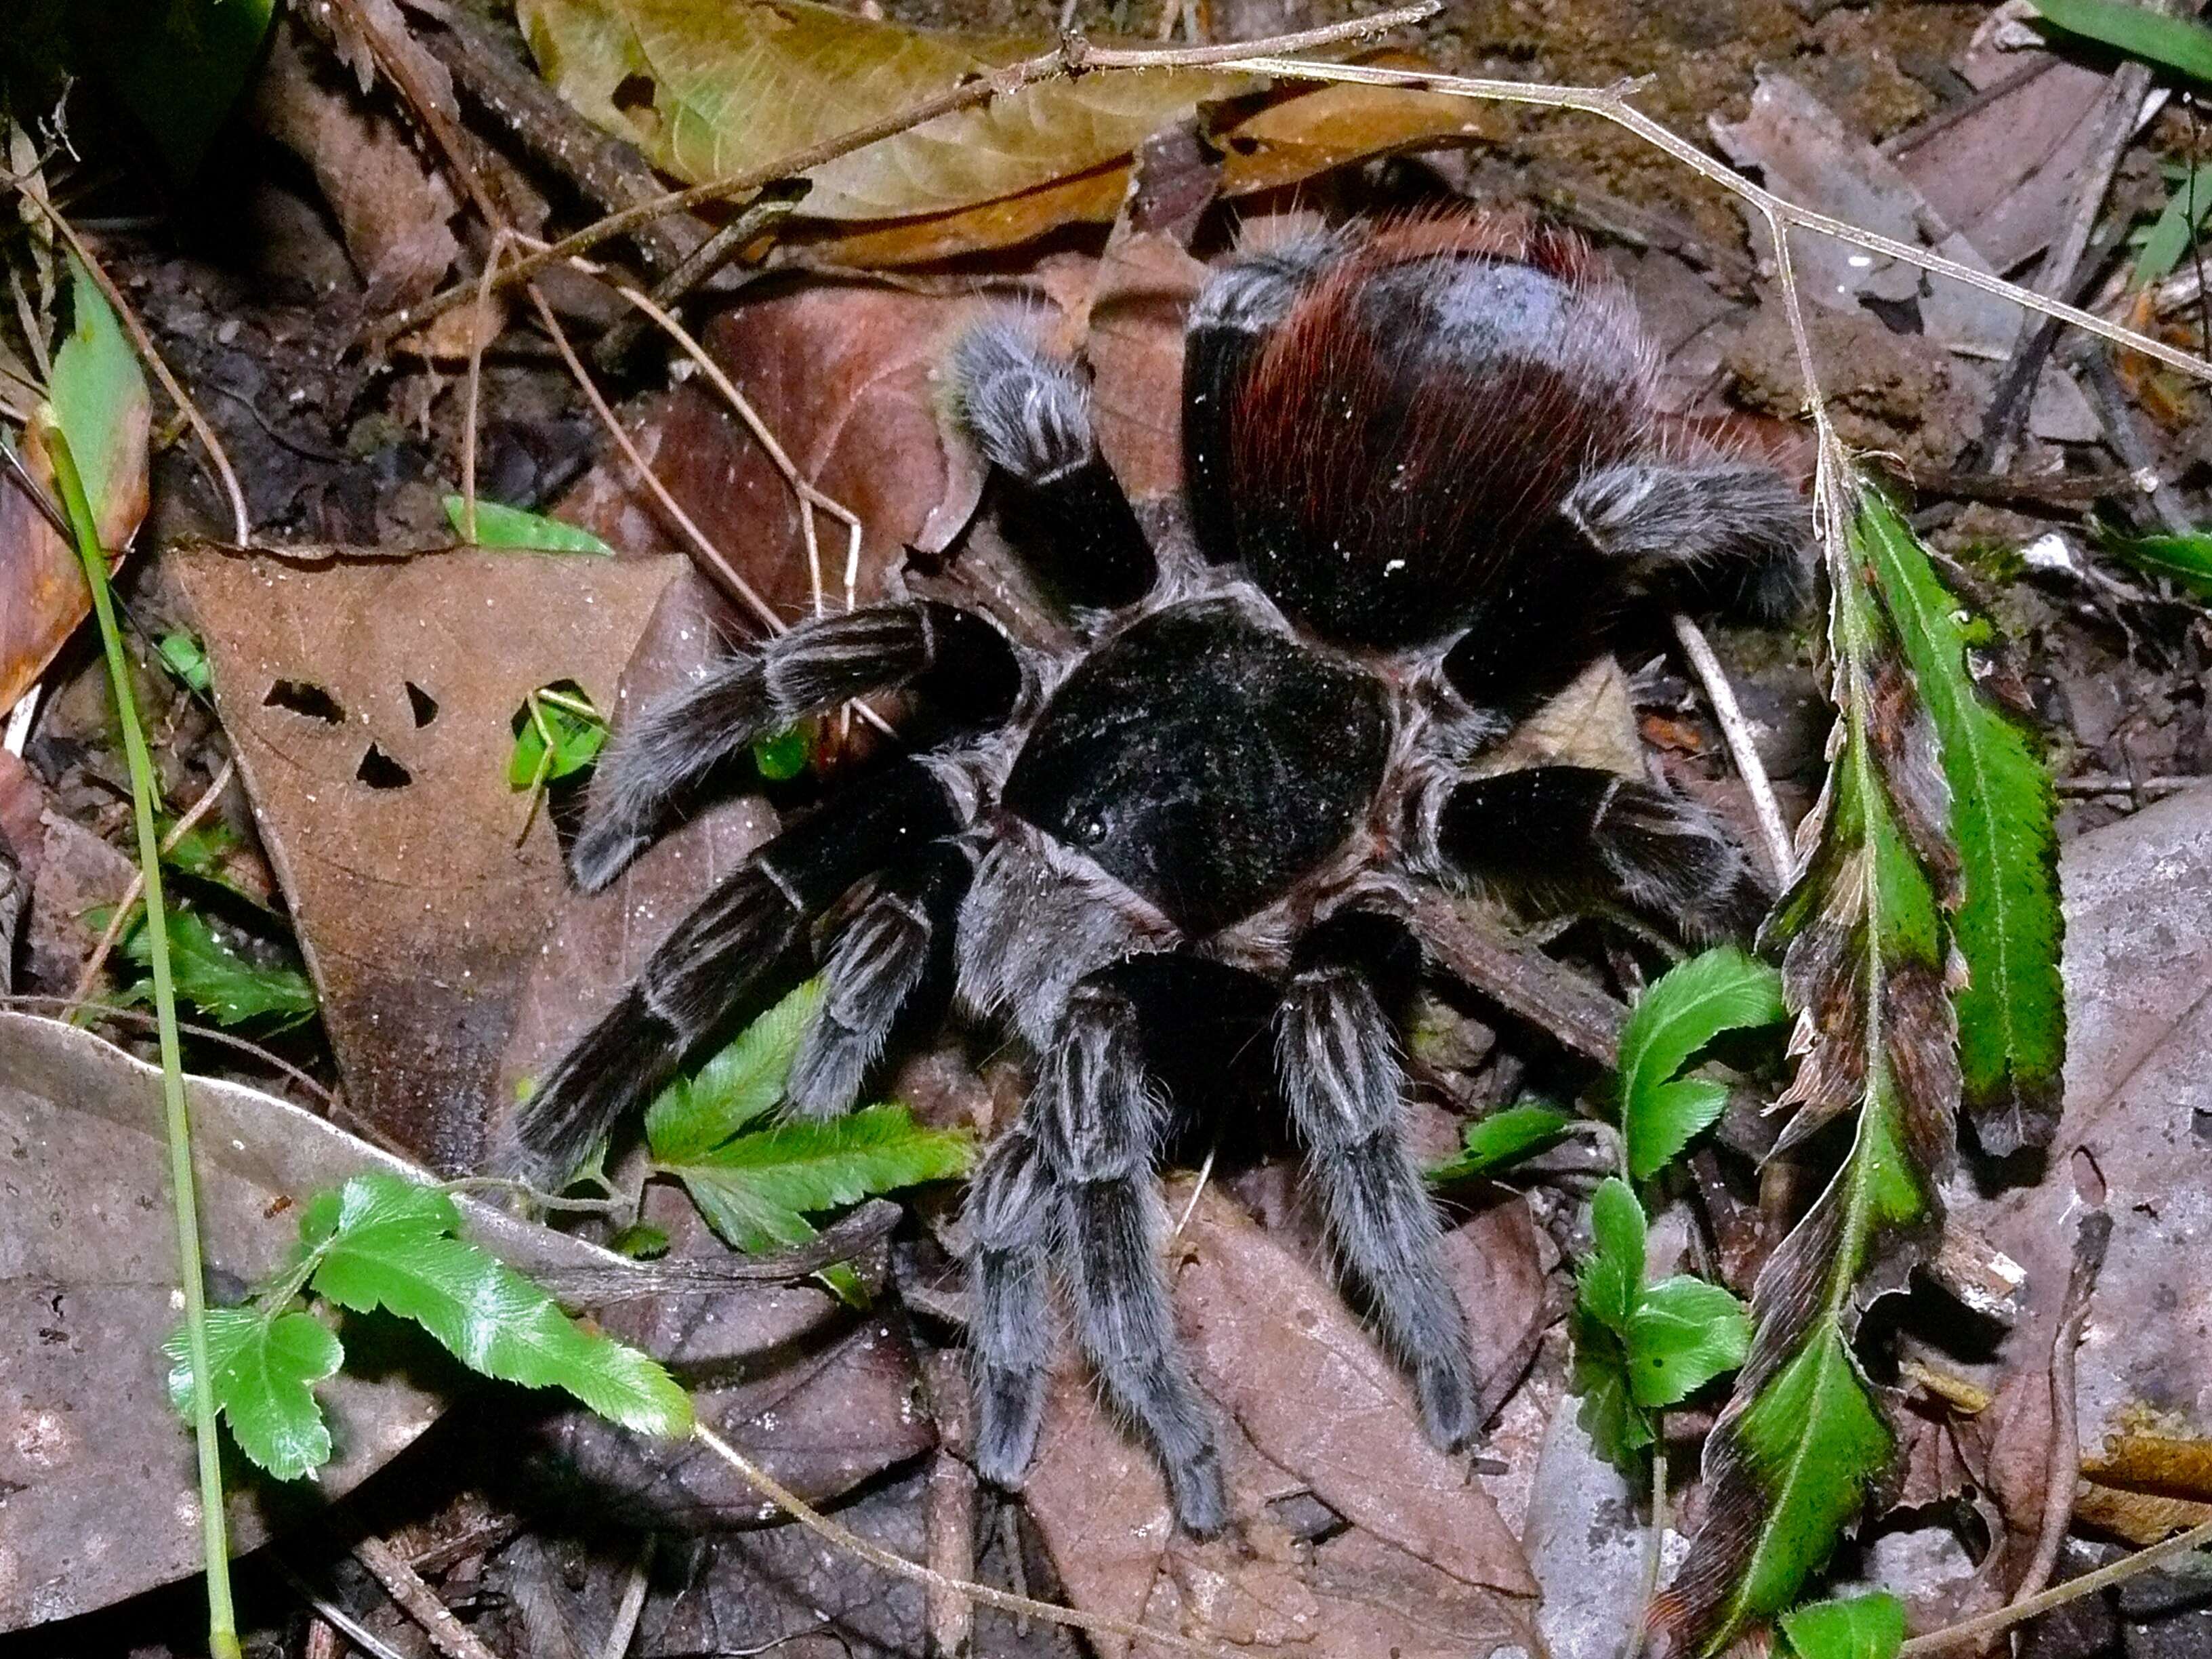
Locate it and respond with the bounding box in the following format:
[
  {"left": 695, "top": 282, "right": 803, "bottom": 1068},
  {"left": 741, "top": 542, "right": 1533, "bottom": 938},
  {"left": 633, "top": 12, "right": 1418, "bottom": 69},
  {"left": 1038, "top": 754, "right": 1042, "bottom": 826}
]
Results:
[{"left": 43, "top": 422, "right": 241, "bottom": 1659}]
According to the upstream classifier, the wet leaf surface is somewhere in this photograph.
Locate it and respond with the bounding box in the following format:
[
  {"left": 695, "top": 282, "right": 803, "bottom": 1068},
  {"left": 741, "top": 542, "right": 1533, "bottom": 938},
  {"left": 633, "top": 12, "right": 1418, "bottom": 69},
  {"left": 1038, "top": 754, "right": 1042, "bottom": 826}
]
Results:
[{"left": 173, "top": 548, "right": 684, "bottom": 1169}]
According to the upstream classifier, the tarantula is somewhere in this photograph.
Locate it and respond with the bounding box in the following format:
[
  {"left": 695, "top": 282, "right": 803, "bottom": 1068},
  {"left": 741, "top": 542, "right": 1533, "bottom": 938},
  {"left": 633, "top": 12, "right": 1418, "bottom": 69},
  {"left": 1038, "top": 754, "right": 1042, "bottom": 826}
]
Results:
[{"left": 500, "top": 209, "right": 1807, "bottom": 1534}]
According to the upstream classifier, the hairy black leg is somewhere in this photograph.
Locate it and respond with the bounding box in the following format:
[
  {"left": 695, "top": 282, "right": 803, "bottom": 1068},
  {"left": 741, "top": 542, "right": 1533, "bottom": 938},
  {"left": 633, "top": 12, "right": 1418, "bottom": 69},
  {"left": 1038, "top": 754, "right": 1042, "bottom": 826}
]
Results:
[
  {"left": 945, "top": 318, "right": 1153, "bottom": 611},
  {"left": 967, "top": 1126, "right": 1059, "bottom": 1493},
  {"left": 1034, "top": 979, "right": 1226, "bottom": 1533},
  {"left": 1561, "top": 457, "right": 1810, "bottom": 621},
  {"left": 786, "top": 841, "right": 975, "bottom": 1118},
  {"left": 1181, "top": 232, "right": 1342, "bottom": 565},
  {"left": 573, "top": 601, "right": 1018, "bottom": 890},
  {"left": 1276, "top": 912, "right": 1480, "bottom": 1450},
  {"left": 499, "top": 760, "right": 968, "bottom": 1187},
  {"left": 1433, "top": 766, "right": 1763, "bottom": 942}
]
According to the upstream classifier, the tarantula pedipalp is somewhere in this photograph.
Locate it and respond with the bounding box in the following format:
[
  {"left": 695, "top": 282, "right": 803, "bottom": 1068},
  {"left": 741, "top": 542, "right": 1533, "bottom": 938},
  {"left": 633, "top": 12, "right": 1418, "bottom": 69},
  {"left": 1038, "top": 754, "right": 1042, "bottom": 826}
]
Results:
[{"left": 499, "top": 209, "right": 1808, "bottom": 1535}]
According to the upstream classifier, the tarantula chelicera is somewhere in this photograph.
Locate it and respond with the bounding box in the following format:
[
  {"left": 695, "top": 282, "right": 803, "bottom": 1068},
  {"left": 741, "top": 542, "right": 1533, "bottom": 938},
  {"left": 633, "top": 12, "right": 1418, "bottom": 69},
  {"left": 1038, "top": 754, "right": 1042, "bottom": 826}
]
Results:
[{"left": 501, "top": 209, "right": 1807, "bottom": 1534}]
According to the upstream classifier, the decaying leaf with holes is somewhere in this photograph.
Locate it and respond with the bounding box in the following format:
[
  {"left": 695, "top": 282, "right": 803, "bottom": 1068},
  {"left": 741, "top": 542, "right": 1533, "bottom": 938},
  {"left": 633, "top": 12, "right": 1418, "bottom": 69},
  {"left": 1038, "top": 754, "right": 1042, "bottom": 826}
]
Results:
[
  {"left": 172, "top": 548, "right": 684, "bottom": 1170},
  {"left": 1645, "top": 474, "right": 1968, "bottom": 1657}
]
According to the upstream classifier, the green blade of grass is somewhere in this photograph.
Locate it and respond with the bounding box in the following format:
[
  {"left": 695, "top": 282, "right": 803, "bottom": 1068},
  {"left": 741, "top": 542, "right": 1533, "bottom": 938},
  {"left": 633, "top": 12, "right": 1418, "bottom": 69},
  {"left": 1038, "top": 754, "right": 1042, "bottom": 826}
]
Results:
[
  {"left": 2030, "top": 0, "right": 2212, "bottom": 82},
  {"left": 45, "top": 422, "right": 241, "bottom": 1659}
]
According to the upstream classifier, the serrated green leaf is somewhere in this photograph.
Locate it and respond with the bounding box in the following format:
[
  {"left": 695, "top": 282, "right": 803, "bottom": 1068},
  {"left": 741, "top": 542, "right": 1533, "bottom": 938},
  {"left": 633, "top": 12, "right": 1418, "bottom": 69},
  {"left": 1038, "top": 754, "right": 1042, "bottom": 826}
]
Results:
[
  {"left": 2105, "top": 527, "right": 2212, "bottom": 600},
  {"left": 157, "top": 630, "right": 212, "bottom": 693},
  {"left": 1427, "top": 1103, "right": 1572, "bottom": 1183},
  {"left": 1652, "top": 469, "right": 1959, "bottom": 1657},
  {"left": 752, "top": 724, "right": 813, "bottom": 781},
  {"left": 117, "top": 907, "right": 319, "bottom": 1028},
  {"left": 1779, "top": 1592, "right": 1905, "bottom": 1659},
  {"left": 164, "top": 1305, "right": 341, "bottom": 1481},
  {"left": 1578, "top": 1176, "right": 1645, "bottom": 1335},
  {"left": 1618, "top": 946, "right": 1786, "bottom": 1181},
  {"left": 663, "top": 1104, "right": 970, "bottom": 1256},
  {"left": 684, "top": 1103, "right": 970, "bottom": 1210},
  {"left": 644, "top": 979, "right": 826, "bottom": 1162},
  {"left": 1630, "top": 1276, "right": 1753, "bottom": 1409},
  {"left": 301, "top": 1174, "right": 691, "bottom": 1437},
  {"left": 1574, "top": 1178, "right": 1753, "bottom": 1461},
  {"left": 1859, "top": 495, "right": 2062, "bottom": 1155},
  {"left": 1572, "top": 1330, "right": 1651, "bottom": 1464},
  {"left": 444, "top": 495, "right": 616, "bottom": 555},
  {"left": 2030, "top": 0, "right": 2212, "bottom": 82}
]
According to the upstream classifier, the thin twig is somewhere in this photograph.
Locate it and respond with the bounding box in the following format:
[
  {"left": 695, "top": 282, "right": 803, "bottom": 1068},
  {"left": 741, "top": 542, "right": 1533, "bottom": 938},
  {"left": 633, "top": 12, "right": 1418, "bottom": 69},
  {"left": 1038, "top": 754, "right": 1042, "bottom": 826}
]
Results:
[
  {"left": 459, "top": 229, "right": 525, "bottom": 544},
  {"left": 12, "top": 197, "right": 251, "bottom": 541},
  {"left": 272, "top": 1560, "right": 414, "bottom": 1659},
  {"left": 598, "top": 1534, "right": 655, "bottom": 1659},
  {"left": 1898, "top": 1515, "right": 2212, "bottom": 1655},
  {"left": 525, "top": 283, "right": 782, "bottom": 631},
  {"left": 371, "top": 2, "right": 1444, "bottom": 345},
  {"left": 1670, "top": 613, "right": 1792, "bottom": 884},
  {"left": 690, "top": 1422, "right": 1242, "bottom": 1659},
  {"left": 610, "top": 283, "right": 863, "bottom": 619},
  {"left": 356, "top": 1536, "right": 505, "bottom": 1659},
  {"left": 69, "top": 758, "right": 237, "bottom": 1008},
  {"left": 1635, "top": 1441, "right": 1668, "bottom": 1644}
]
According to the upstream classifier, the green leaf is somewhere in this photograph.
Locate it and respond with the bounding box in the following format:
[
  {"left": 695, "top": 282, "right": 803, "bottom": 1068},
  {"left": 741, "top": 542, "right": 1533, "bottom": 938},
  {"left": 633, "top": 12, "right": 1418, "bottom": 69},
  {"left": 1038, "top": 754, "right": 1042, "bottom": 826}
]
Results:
[
  {"left": 2030, "top": 0, "right": 2212, "bottom": 83},
  {"left": 49, "top": 253, "right": 148, "bottom": 535},
  {"left": 301, "top": 1174, "right": 692, "bottom": 1437},
  {"left": 117, "top": 907, "right": 319, "bottom": 1029},
  {"left": 1573, "top": 1179, "right": 1753, "bottom": 1461},
  {"left": 84, "top": 0, "right": 275, "bottom": 180},
  {"left": 662, "top": 1103, "right": 970, "bottom": 1255},
  {"left": 1618, "top": 946, "right": 1786, "bottom": 1181},
  {"left": 2132, "top": 164, "right": 2212, "bottom": 289},
  {"left": 1427, "top": 1103, "right": 1573, "bottom": 1183},
  {"left": 751, "top": 724, "right": 813, "bottom": 781},
  {"left": 163, "top": 1305, "right": 341, "bottom": 1481},
  {"left": 1651, "top": 470, "right": 1957, "bottom": 1657},
  {"left": 1630, "top": 1275, "right": 1753, "bottom": 1409},
  {"left": 2105, "top": 527, "right": 2212, "bottom": 600},
  {"left": 508, "top": 687, "right": 608, "bottom": 789},
  {"left": 1578, "top": 1176, "right": 1646, "bottom": 1335},
  {"left": 157, "top": 631, "right": 213, "bottom": 693},
  {"left": 1779, "top": 1592, "right": 1905, "bottom": 1659},
  {"left": 1859, "top": 495, "right": 2063, "bottom": 1155},
  {"left": 644, "top": 979, "right": 826, "bottom": 1162},
  {"left": 444, "top": 495, "right": 616, "bottom": 556}
]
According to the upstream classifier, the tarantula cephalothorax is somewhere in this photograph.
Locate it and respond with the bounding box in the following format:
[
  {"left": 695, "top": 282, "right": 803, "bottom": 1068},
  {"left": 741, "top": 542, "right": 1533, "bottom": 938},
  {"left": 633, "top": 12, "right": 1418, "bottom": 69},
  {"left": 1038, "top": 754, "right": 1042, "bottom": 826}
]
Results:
[{"left": 501, "top": 209, "right": 1808, "bottom": 1534}]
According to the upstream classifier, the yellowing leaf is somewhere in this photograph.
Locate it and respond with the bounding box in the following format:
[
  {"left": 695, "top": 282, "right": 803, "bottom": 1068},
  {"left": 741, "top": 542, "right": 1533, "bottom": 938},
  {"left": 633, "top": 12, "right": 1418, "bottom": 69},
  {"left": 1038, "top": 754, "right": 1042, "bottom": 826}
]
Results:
[{"left": 518, "top": 0, "right": 1246, "bottom": 220}]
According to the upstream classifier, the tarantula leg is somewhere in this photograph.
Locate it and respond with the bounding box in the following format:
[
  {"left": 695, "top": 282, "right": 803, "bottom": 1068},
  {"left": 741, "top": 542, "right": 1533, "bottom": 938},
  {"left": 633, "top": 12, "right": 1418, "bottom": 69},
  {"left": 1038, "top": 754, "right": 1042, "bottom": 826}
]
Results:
[
  {"left": 572, "top": 601, "right": 1018, "bottom": 890},
  {"left": 1182, "top": 231, "right": 1343, "bottom": 565},
  {"left": 1433, "top": 766, "right": 1765, "bottom": 943},
  {"left": 1560, "top": 457, "right": 1810, "bottom": 622},
  {"left": 972, "top": 977, "right": 1229, "bottom": 1534},
  {"left": 499, "top": 760, "right": 969, "bottom": 1187},
  {"left": 967, "top": 1125, "right": 1059, "bottom": 1494},
  {"left": 945, "top": 318, "right": 1153, "bottom": 611},
  {"left": 786, "top": 840, "right": 975, "bottom": 1118},
  {"left": 1276, "top": 912, "right": 1481, "bottom": 1451}
]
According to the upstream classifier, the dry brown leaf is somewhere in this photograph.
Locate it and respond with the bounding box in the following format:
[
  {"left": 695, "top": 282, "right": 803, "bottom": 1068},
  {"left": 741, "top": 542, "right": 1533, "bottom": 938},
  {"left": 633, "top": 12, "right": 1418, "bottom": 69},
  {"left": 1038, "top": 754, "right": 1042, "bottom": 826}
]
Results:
[
  {"left": 1086, "top": 230, "right": 1208, "bottom": 504},
  {"left": 556, "top": 280, "right": 1006, "bottom": 619},
  {"left": 251, "top": 17, "right": 462, "bottom": 307},
  {"left": 1021, "top": 1185, "right": 1540, "bottom": 1658},
  {"left": 173, "top": 546, "right": 684, "bottom": 1169}
]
